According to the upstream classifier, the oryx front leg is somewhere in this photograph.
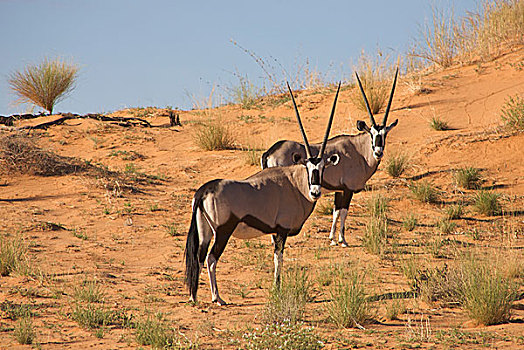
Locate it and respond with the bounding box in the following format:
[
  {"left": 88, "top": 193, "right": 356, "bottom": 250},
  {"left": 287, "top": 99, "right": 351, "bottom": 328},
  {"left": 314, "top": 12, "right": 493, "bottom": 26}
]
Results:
[
  {"left": 272, "top": 233, "right": 287, "bottom": 288},
  {"left": 332, "top": 191, "right": 353, "bottom": 247},
  {"left": 329, "top": 208, "right": 341, "bottom": 246}
]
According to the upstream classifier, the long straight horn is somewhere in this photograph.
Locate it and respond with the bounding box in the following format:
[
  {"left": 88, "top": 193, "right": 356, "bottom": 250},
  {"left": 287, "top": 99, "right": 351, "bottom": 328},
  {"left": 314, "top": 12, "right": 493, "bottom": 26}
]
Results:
[
  {"left": 382, "top": 67, "right": 399, "bottom": 125},
  {"left": 319, "top": 82, "right": 341, "bottom": 159},
  {"left": 355, "top": 72, "right": 377, "bottom": 128},
  {"left": 287, "top": 82, "right": 312, "bottom": 159}
]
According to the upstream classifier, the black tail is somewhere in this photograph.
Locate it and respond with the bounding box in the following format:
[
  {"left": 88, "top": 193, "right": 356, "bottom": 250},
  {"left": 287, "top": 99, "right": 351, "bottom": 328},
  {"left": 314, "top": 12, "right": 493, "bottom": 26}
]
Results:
[{"left": 184, "top": 193, "right": 204, "bottom": 301}]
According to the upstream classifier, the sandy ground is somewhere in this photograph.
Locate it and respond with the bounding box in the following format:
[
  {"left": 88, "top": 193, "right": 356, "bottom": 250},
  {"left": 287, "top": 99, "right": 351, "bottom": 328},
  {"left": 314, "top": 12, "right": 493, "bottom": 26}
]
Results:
[{"left": 0, "top": 47, "right": 523, "bottom": 349}]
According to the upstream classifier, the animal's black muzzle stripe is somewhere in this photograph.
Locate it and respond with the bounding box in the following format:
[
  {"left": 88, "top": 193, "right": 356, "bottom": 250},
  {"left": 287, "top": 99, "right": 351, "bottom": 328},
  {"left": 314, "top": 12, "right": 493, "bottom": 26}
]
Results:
[
  {"left": 311, "top": 169, "right": 320, "bottom": 185},
  {"left": 375, "top": 136, "right": 384, "bottom": 148}
]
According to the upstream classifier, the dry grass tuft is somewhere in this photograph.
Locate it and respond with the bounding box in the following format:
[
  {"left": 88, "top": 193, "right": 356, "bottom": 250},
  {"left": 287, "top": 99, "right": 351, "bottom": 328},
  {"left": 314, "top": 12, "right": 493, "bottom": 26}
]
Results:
[
  {"left": 0, "top": 134, "right": 88, "bottom": 176},
  {"left": 500, "top": 94, "right": 524, "bottom": 131},
  {"left": 8, "top": 57, "right": 78, "bottom": 114},
  {"left": 193, "top": 121, "right": 235, "bottom": 151},
  {"left": 351, "top": 50, "right": 392, "bottom": 114}
]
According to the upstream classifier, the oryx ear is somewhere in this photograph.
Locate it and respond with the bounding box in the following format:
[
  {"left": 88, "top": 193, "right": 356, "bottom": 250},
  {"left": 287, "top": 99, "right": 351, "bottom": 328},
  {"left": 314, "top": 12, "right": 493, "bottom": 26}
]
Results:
[
  {"left": 356, "top": 120, "right": 370, "bottom": 132},
  {"left": 292, "top": 153, "right": 303, "bottom": 164},
  {"left": 327, "top": 153, "right": 340, "bottom": 166},
  {"left": 386, "top": 119, "right": 398, "bottom": 132}
]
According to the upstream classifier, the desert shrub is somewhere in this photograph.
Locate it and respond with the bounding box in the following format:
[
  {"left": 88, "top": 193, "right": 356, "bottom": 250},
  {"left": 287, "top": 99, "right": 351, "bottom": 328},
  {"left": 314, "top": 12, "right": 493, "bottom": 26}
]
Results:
[
  {"left": 500, "top": 94, "right": 524, "bottom": 131},
  {"left": 70, "top": 304, "right": 130, "bottom": 329},
  {"left": 385, "top": 153, "right": 408, "bottom": 177},
  {"left": 430, "top": 116, "right": 450, "bottom": 131},
  {"left": 0, "top": 134, "right": 88, "bottom": 176},
  {"left": 242, "top": 322, "right": 323, "bottom": 350},
  {"left": 444, "top": 204, "right": 464, "bottom": 220},
  {"left": 327, "top": 271, "right": 371, "bottom": 328},
  {"left": 193, "top": 121, "right": 235, "bottom": 151},
  {"left": 73, "top": 279, "right": 105, "bottom": 303},
  {"left": 410, "top": 5, "right": 457, "bottom": 68},
  {"left": 362, "top": 217, "right": 388, "bottom": 256},
  {"left": 350, "top": 50, "right": 392, "bottom": 114},
  {"left": 263, "top": 267, "right": 311, "bottom": 324},
  {"left": 366, "top": 194, "right": 389, "bottom": 219},
  {"left": 472, "top": 190, "right": 501, "bottom": 216},
  {"left": 461, "top": 257, "right": 517, "bottom": 325},
  {"left": 0, "top": 234, "right": 28, "bottom": 276},
  {"left": 438, "top": 218, "right": 457, "bottom": 234},
  {"left": 227, "top": 73, "right": 261, "bottom": 109},
  {"left": 409, "top": 181, "right": 439, "bottom": 203},
  {"left": 8, "top": 57, "right": 78, "bottom": 114},
  {"left": 402, "top": 214, "right": 418, "bottom": 231},
  {"left": 454, "top": 167, "right": 482, "bottom": 189},
  {"left": 14, "top": 316, "right": 36, "bottom": 345},
  {"left": 455, "top": 0, "right": 524, "bottom": 62},
  {"left": 135, "top": 314, "right": 195, "bottom": 349}
]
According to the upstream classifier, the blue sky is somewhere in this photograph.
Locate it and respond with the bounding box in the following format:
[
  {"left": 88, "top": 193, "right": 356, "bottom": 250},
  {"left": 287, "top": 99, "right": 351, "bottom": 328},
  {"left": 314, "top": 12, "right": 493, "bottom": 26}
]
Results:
[{"left": 0, "top": 0, "right": 479, "bottom": 115}]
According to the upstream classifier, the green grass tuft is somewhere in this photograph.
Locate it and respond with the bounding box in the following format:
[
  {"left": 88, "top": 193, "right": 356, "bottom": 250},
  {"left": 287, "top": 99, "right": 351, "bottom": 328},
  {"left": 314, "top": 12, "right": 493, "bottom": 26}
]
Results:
[
  {"left": 454, "top": 167, "right": 482, "bottom": 189},
  {"left": 501, "top": 94, "right": 524, "bottom": 131},
  {"left": 472, "top": 190, "right": 501, "bottom": 216}
]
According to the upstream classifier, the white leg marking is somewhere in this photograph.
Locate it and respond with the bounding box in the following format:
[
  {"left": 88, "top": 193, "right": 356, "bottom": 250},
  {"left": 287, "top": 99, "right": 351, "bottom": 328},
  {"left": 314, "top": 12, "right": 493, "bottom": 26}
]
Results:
[
  {"left": 338, "top": 209, "right": 348, "bottom": 247},
  {"left": 207, "top": 254, "right": 226, "bottom": 306},
  {"left": 329, "top": 209, "right": 341, "bottom": 245}
]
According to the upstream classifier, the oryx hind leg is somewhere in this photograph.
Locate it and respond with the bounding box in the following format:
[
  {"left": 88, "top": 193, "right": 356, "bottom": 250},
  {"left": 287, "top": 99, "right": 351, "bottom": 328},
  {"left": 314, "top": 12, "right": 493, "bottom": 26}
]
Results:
[
  {"left": 206, "top": 216, "right": 237, "bottom": 306},
  {"left": 331, "top": 191, "right": 353, "bottom": 247},
  {"left": 189, "top": 210, "right": 213, "bottom": 303}
]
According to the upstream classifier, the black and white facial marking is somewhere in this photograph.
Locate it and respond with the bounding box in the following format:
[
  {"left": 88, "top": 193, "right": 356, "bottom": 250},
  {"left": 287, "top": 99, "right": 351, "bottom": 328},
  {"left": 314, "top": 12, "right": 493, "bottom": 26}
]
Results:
[
  {"left": 305, "top": 154, "right": 340, "bottom": 200},
  {"left": 357, "top": 119, "right": 398, "bottom": 161}
]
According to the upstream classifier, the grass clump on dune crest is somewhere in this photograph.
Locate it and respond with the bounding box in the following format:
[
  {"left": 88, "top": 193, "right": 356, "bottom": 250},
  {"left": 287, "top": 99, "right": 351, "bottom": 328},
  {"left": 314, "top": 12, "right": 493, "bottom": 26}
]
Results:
[
  {"left": 193, "top": 120, "right": 235, "bottom": 151},
  {"left": 8, "top": 57, "right": 78, "bottom": 114}
]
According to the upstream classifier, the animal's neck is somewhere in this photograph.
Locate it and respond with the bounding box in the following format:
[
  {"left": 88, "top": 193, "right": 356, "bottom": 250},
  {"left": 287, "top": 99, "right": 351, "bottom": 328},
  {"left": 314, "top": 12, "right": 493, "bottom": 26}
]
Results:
[
  {"left": 289, "top": 165, "right": 315, "bottom": 203},
  {"left": 355, "top": 133, "right": 380, "bottom": 171}
]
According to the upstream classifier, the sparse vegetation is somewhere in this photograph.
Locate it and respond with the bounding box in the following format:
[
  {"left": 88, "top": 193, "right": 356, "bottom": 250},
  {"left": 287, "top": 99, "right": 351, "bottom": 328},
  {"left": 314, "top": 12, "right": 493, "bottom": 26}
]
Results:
[
  {"left": 228, "top": 73, "right": 261, "bottom": 109},
  {"left": 430, "top": 116, "right": 450, "bottom": 130},
  {"left": 242, "top": 322, "right": 323, "bottom": 350},
  {"left": 362, "top": 216, "right": 388, "bottom": 255},
  {"left": 366, "top": 194, "right": 389, "bottom": 219},
  {"left": 351, "top": 50, "right": 392, "bottom": 114},
  {"left": 327, "top": 271, "right": 371, "bottom": 328},
  {"left": 444, "top": 204, "right": 464, "bottom": 220},
  {"left": 8, "top": 57, "right": 78, "bottom": 114},
  {"left": 402, "top": 214, "right": 418, "bottom": 231},
  {"left": 454, "top": 167, "right": 482, "bottom": 189},
  {"left": 71, "top": 303, "right": 131, "bottom": 330},
  {"left": 385, "top": 299, "right": 406, "bottom": 321},
  {"left": 73, "top": 279, "right": 105, "bottom": 303},
  {"left": 409, "top": 181, "right": 439, "bottom": 203},
  {"left": 385, "top": 152, "right": 408, "bottom": 177},
  {"left": 0, "top": 234, "right": 28, "bottom": 277},
  {"left": 472, "top": 190, "right": 501, "bottom": 216},
  {"left": 193, "top": 120, "right": 235, "bottom": 151},
  {"left": 14, "top": 316, "right": 36, "bottom": 345},
  {"left": 243, "top": 146, "right": 263, "bottom": 166},
  {"left": 438, "top": 218, "right": 457, "bottom": 234},
  {"left": 500, "top": 94, "right": 524, "bottom": 131},
  {"left": 263, "top": 267, "right": 311, "bottom": 324},
  {"left": 135, "top": 314, "right": 195, "bottom": 349},
  {"left": 316, "top": 199, "right": 333, "bottom": 215}
]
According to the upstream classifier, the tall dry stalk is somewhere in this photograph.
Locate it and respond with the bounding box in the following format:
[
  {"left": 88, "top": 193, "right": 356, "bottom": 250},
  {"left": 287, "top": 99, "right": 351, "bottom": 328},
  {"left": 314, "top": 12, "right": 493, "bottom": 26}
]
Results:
[{"left": 8, "top": 57, "right": 78, "bottom": 114}]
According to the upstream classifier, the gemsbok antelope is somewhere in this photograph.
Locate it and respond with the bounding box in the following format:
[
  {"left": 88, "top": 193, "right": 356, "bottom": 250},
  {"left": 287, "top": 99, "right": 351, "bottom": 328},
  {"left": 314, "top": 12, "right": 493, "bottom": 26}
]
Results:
[
  {"left": 261, "top": 69, "right": 399, "bottom": 247},
  {"left": 185, "top": 82, "right": 341, "bottom": 305}
]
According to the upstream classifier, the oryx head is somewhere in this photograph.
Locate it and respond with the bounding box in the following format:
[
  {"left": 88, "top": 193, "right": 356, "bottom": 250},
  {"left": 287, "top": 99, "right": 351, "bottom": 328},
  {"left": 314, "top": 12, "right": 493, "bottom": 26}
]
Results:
[
  {"left": 355, "top": 68, "right": 399, "bottom": 160},
  {"left": 287, "top": 82, "right": 341, "bottom": 201}
]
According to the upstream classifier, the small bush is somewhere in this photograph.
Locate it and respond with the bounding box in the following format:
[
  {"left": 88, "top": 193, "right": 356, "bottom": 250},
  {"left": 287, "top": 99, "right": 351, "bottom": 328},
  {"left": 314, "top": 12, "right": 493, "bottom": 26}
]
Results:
[
  {"left": 385, "top": 153, "right": 408, "bottom": 177},
  {"left": 8, "top": 57, "right": 78, "bottom": 114},
  {"left": 402, "top": 214, "right": 418, "bottom": 231},
  {"left": 73, "top": 279, "right": 105, "bottom": 303},
  {"left": 327, "top": 271, "right": 371, "bottom": 328},
  {"left": 501, "top": 94, "right": 524, "bottom": 131},
  {"left": 362, "top": 217, "right": 388, "bottom": 255},
  {"left": 366, "top": 194, "right": 389, "bottom": 219},
  {"left": 461, "top": 258, "right": 517, "bottom": 325},
  {"left": 193, "top": 121, "right": 235, "bottom": 151},
  {"left": 242, "top": 322, "right": 323, "bottom": 350},
  {"left": 438, "top": 218, "right": 457, "bottom": 234},
  {"left": 135, "top": 314, "right": 194, "bottom": 349},
  {"left": 454, "top": 167, "right": 482, "bottom": 189},
  {"left": 14, "top": 316, "right": 36, "bottom": 345},
  {"left": 409, "top": 181, "right": 439, "bottom": 203},
  {"left": 430, "top": 116, "right": 450, "bottom": 131},
  {"left": 472, "top": 190, "right": 501, "bottom": 216},
  {"left": 444, "top": 204, "right": 464, "bottom": 220},
  {"left": 0, "top": 234, "right": 28, "bottom": 276},
  {"left": 71, "top": 304, "right": 130, "bottom": 329},
  {"left": 351, "top": 50, "right": 392, "bottom": 114},
  {"left": 263, "top": 267, "right": 311, "bottom": 324}
]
